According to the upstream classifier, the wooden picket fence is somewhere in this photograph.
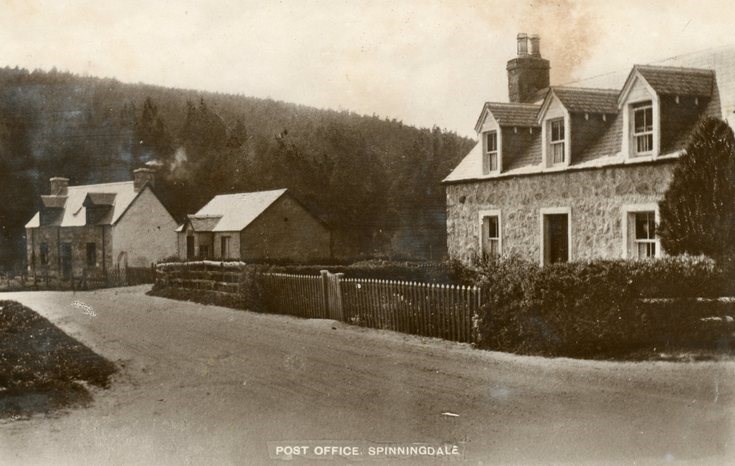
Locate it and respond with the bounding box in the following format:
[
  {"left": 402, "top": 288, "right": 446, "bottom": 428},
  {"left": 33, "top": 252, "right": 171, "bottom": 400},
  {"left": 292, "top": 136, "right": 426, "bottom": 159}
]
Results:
[
  {"left": 260, "top": 271, "right": 480, "bottom": 343},
  {"left": 156, "top": 264, "right": 482, "bottom": 344},
  {"left": 340, "top": 278, "right": 480, "bottom": 343}
]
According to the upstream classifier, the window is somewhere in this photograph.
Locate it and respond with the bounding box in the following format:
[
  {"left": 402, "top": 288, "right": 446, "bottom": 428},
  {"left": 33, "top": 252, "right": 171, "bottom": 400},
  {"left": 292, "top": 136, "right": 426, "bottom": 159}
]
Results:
[
  {"left": 483, "top": 131, "right": 498, "bottom": 173},
  {"left": 482, "top": 215, "right": 500, "bottom": 258},
  {"left": 633, "top": 101, "right": 653, "bottom": 154},
  {"left": 221, "top": 236, "right": 231, "bottom": 258},
  {"left": 199, "top": 244, "right": 210, "bottom": 259},
  {"left": 86, "top": 242, "right": 96, "bottom": 267},
  {"left": 549, "top": 119, "right": 565, "bottom": 165},
  {"left": 40, "top": 243, "right": 49, "bottom": 266},
  {"left": 634, "top": 212, "right": 656, "bottom": 258}
]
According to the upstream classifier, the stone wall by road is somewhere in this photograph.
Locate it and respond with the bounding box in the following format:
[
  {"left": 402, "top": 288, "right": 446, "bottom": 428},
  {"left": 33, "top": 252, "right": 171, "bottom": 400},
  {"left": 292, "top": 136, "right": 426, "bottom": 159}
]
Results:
[{"left": 445, "top": 161, "right": 676, "bottom": 264}]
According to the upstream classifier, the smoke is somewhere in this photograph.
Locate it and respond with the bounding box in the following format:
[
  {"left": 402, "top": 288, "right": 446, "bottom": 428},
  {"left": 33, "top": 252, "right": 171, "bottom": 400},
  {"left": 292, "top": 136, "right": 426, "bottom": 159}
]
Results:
[
  {"left": 170, "top": 146, "right": 187, "bottom": 173},
  {"left": 521, "top": 0, "right": 599, "bottom": 84}
]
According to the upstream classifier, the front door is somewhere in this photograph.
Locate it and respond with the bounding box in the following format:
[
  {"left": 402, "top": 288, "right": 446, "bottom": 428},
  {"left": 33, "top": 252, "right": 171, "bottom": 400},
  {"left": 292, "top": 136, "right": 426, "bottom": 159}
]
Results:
[
  {"left": 60, "top": 242, "right": 72, "bottom": 280},
  {"left": 186, "top": 235, "right": 195, "bottom": 259},
  {"left": 544, "top": 214, "right": 568, "bottom": 264}
]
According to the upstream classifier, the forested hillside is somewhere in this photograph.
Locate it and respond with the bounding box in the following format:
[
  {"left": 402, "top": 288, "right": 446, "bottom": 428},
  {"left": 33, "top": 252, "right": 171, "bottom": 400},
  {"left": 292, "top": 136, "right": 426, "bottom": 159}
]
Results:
[{"left": 0, "top": 66, "right": 474, "bottom": 267}]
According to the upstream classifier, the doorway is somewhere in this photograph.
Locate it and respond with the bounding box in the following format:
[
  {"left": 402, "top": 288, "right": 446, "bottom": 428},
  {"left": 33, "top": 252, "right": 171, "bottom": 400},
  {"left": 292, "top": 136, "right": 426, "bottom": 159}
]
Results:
[
  {"left": 542, "top": 210, "right": 570, "bottom": 265},
  {"left": 60, "top": 242, "right": 72, "bottom": 280}
]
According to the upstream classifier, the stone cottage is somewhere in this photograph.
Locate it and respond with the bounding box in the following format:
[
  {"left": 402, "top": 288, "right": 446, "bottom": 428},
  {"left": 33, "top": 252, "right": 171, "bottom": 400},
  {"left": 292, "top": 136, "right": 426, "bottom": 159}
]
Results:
[
  {"left": 444, "top": 34, "right": 735, "bottom": 265},
  {"left": 176, "top": 188, "right": 331, "bottom": 262},
  {"left": 25, "top": 168, "right": 178, "bottom": 280}
]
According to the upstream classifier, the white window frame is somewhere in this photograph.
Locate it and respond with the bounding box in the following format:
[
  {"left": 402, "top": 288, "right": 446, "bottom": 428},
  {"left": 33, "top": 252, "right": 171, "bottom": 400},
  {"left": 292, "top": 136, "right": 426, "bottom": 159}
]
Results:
[
  {"left": 548, "top": 118, "right": 566, "bottom": 165},
  {"left": 539, "top": 207, "right": 572, "bottom": 266},
  {"left": 620, "top": 73, "right": 660, "bottom": 160},
  {"left": 621, "top": 203, "right": 662, "bottom": 259},
  {"left": 478, "top": 209, "right": 502, "bottom": 258},
  {"left": 632, "top": 101, "right": 654, "bottom": 155},
  {"left": 483, "top": 131, "right": 499, "bottom": 174}
]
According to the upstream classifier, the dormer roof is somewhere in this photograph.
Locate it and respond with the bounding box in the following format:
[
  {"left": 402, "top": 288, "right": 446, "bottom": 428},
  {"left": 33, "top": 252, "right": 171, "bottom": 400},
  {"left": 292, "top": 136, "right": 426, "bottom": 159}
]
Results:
[
  {"left": 619, "top": 65, "right": 715, "bottom": 107},
  {"left": 475, "top": 102, "right": 541, "bottom": 132},
  {"left": 83, "top": 192, "right": 117, "bottom": 207},
  {"left": 538, "top": 87, "right": 618, "bottom": 123},
  {"left": 40, "top": 195, "right": 67, "bottom": 209}
]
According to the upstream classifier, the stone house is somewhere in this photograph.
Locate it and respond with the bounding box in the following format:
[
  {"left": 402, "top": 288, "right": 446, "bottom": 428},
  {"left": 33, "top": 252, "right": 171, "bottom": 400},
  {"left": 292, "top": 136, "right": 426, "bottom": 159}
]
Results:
[
  {"left": 25, "top": 168, "right": 178, "bottom": 280},
  {"left": 444, "top": 34, "right": 735, "bottom": 265},
  {"left": 176, "top": 189, "right": 331, "bottom": 262}
]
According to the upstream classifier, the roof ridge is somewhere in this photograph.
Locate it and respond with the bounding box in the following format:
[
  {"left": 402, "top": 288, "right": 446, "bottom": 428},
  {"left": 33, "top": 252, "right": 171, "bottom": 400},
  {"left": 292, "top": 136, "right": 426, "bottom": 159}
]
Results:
[
  {"left": 68, "top": 180, "right": 134, "bottom": 189},
  {"left": 485, "top": 102, "right": 541, "bottom": 108},
  {"left": 213, "top": 188, "right": 287, "bottom": 197},
  {"left": 634, "top": 64, "right": 715, "bottom": 74},
  {"left": 552, "top": 86, "right": 620, "bottom": 93}
]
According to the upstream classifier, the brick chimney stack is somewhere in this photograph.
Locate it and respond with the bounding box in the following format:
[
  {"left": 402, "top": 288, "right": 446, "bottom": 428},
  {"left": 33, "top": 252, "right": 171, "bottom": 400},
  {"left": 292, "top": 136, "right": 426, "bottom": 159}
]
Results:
[
  {"left": 507, "top": 33, "right": 550, "bottom": 103},
  {"left": 50, "top": 177, "right": 69, "bottom": 196},
  {"left": 133, "top": 168, "right": 156, "bottom": 192}
]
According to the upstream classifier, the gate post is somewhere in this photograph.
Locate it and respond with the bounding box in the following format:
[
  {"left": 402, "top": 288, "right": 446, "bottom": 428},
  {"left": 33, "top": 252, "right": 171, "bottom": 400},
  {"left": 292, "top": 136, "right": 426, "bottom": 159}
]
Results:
[
  {"left": 320, "top": 270, "right": 330, "bottom": 318},
  {"left": 333, "top": 272, "right": 345, "bottom": 322}
]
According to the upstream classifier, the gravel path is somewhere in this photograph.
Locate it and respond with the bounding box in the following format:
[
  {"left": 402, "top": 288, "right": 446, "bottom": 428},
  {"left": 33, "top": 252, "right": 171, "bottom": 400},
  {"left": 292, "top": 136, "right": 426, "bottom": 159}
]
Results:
[{"left": 0, "top": 286, "right": 733, "bottom": 465}]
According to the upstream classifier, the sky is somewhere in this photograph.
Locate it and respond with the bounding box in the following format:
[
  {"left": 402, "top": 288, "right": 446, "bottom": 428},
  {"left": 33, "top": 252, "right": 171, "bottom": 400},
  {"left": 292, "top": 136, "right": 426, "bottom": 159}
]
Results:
[{"left": 1, "top": 0, "right": 734, "bottom": 137}]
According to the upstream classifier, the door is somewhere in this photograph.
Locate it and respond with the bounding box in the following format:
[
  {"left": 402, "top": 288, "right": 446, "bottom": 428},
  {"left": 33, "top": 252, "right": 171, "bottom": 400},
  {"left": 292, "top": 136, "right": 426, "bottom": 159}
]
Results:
[
  {"left": 60, "top": 242, "right": 72, "bottom": 280},
  {"left": 544, "top": 214, "right": 568, "bottom": 264},
  {"left": 186, "top": 235, "right": 195, "bottom": 259}
]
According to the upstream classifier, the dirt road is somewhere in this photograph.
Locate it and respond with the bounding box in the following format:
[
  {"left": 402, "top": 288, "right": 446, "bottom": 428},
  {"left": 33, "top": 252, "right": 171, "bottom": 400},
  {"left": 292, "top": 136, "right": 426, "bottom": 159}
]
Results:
[{"left": 1, "top": 286, "right": 733, "bottom": 465}]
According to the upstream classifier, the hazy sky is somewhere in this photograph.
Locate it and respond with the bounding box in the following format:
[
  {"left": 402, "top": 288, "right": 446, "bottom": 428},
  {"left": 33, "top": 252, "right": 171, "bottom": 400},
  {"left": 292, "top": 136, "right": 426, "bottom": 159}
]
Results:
[{"left": 1, "top": 0, "right": 734, "bottom": 136}]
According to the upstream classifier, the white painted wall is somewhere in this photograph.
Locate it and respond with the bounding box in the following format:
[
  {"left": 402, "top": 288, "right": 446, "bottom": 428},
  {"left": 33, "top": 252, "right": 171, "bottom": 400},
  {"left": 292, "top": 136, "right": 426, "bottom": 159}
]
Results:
[{"left": 111, "top": 187, "right": 178, "bottom": 267}]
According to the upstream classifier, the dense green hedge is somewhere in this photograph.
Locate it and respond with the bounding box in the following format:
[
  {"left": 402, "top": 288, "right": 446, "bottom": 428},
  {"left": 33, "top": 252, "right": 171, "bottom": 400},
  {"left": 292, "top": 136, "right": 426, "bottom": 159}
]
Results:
[{"left": 471, "top": 256, "right": 734, "bottom": 357}]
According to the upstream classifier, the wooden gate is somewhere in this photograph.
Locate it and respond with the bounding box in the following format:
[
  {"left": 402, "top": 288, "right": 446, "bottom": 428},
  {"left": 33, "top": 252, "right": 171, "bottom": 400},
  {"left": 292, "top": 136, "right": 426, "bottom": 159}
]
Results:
[{"left": 321, "top": 270, "right": 344, "bottom": 321}]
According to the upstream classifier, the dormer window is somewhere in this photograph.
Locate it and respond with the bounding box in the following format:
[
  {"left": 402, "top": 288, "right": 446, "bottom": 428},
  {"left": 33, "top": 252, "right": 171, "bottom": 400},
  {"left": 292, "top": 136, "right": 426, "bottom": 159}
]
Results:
[
  {"left": 549, "top": 118, "right": 565, "bottom": 165},
  {"left": 483, "top": 131, "right": 498, "bottom": 173},
  {"left": 633, "top": 101, "right": 653, "bottom": 155}
]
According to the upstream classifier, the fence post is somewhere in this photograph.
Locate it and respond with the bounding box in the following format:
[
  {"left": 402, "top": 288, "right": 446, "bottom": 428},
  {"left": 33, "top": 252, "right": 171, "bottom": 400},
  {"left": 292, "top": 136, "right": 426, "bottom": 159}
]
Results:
[
  {"left": 334, "top": 272, "right": 345, "bottom": 322},
  {"left": 320, "top": 270, "right": 330, "bottom": 318}
]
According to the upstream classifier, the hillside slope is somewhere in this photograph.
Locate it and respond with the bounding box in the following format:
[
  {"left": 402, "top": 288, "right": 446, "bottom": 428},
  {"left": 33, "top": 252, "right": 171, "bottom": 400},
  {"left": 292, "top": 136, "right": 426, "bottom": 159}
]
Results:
[{"left": 0, "top": 67, "right": 474, "bottom": 266}]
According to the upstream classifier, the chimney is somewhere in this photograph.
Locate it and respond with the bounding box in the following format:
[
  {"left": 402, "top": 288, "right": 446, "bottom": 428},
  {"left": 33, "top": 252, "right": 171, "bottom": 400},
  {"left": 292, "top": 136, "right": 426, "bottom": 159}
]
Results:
[
  {"left": 49, "top": 177, "right": 69, "bottom": 196},
  {"left": 516, "top": 33, "right": 529, "bottom": 56},
  {"left": 529, "top": 34, "right": 541, "bottom": 57},
  {"left": 507, "top": 33, "right": 550, "bottom": 103},
  {"left": 133, "top": 168, "right": 155, "bottom": 192}
]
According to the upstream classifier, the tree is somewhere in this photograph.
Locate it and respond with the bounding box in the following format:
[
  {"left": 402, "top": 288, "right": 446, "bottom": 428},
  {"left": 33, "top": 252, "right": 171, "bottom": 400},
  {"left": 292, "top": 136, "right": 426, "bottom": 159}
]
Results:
[{"left": 658, "top": 117, "right": 735, "bottom": 260}]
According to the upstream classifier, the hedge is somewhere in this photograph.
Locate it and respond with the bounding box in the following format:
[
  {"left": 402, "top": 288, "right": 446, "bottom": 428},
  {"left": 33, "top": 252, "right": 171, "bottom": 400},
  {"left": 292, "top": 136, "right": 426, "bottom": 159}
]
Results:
[{"left": 471, "top": 256, "right": 735, "bottom": 358}]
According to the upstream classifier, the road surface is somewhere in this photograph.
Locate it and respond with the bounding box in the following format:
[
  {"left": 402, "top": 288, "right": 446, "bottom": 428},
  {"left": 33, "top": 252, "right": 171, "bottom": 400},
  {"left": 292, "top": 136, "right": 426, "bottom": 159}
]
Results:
[{"left": 1, "top": 286, "right": 733, "bottom": 465}]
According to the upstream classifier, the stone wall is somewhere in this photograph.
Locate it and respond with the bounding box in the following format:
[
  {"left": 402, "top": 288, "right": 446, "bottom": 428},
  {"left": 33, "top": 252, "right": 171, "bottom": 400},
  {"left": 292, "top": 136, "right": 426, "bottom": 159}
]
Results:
[
  {"left": 240, "top": 195, "right": 331, "bottom": 262},
  {"left": 445, "top": 161, "right": 676, "bottom": 264},
  {"left": 26, "top": 225, "right": 112, "bottom": 279}
]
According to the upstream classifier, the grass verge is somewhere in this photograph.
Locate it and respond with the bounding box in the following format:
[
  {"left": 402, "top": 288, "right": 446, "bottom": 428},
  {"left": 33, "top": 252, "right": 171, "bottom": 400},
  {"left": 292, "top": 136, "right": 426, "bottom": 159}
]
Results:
[{"left": 0, "top": 300, "right": 116, "bottom": 419}]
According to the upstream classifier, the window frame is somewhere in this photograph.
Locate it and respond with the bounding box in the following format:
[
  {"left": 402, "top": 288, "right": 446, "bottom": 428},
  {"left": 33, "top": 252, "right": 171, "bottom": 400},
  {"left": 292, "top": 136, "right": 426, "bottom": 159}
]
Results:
[
  {"left": 483, "top": 130, "right": 499, "bottom": 174},
  {"left": 477, "top": 209, "right": 502, "bottom": 259},
  {"left": 548, "top": 118, "right": 566, "bottom": 166},
  {"left": 632, "top": 101, "right": 654, "bottom": 155},
  {"left": 621, "top": 203, "right": 662, "bottom": 259}
]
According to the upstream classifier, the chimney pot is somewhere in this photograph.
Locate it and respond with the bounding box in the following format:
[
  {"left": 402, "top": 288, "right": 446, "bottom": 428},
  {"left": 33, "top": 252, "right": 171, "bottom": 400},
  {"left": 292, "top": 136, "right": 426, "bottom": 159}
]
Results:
[
  {"left": 529, "top": 34, "right": 541, "bottom": 57},
  {"left": 516, "top": 33, "right": 529, "bottom": 56},
  {"left": 49, "top": 177, "right": 69, "bottom": 196},
  {"left": 133, "top": 168, "right": 156, "bottom": 192}
]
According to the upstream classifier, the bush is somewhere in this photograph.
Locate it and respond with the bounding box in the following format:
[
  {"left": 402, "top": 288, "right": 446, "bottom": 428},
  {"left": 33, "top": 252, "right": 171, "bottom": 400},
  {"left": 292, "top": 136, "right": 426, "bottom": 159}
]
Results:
[{"left": 471, "top": 255, "right": 735, "bottom": 358}]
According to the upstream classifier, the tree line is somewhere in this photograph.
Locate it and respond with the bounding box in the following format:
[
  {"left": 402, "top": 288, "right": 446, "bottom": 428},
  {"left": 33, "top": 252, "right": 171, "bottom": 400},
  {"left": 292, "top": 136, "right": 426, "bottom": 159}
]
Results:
[{"left": 0, "top": 66, "right": 475, "bottom": 268}]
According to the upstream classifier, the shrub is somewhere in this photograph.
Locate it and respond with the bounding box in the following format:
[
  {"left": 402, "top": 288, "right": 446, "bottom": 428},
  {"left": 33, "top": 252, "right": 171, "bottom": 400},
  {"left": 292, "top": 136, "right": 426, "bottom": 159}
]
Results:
[{"left": 471, "top": 256, "right": 734, "bottom": 358}]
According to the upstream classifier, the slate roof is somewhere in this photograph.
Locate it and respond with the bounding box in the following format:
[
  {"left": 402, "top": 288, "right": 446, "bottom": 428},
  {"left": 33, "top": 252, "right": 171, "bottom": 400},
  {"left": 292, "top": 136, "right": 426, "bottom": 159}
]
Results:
[
  {"left": 551, "top": 87, "right": 619, "bottom": 114},
  {"left": 175, "top": 189, "right": 288, "bottom": 233},
  {"left": 445, "top": 61, "right": 722, "bottom": 183},
  {"left": 478, "top": 103, "right": 541, "bottom": 128},
  {"left": 40, "top": 195, "right": 67, "bottom": 209},
  {"left": 635, "top": 65, "right": 714, "bottom": 97},
  {"left": 84, "top": 192, "right": 117, "bottom": 206},
  {"left": 26, "top": 181, "right": 141, "bottom": 228},
  {"left": 185, "top": 215, "right": 223, "bottom": 232}
]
